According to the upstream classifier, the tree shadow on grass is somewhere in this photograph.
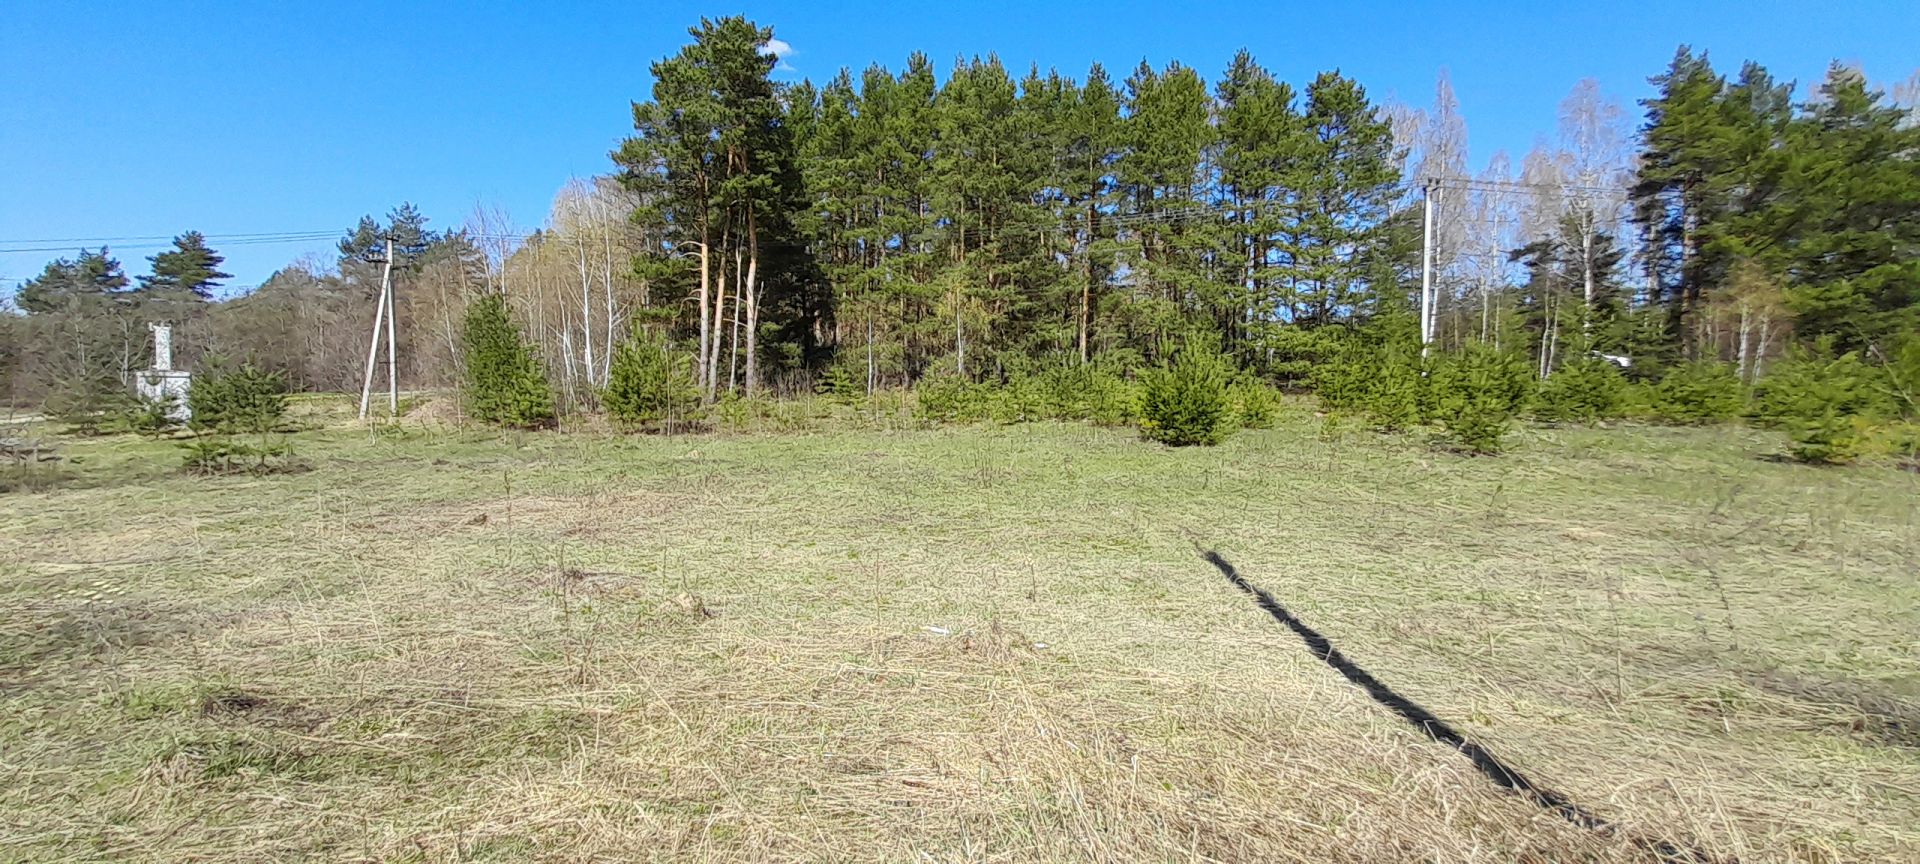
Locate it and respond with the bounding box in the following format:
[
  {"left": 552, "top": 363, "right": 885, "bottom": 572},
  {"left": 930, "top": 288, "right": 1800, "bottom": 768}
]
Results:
[{"left": 1200, "top": 549, "right": 1722, "bottom": 863}]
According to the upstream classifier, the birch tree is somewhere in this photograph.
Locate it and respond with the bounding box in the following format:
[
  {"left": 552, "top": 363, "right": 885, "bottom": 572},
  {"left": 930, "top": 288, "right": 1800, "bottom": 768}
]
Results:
[{"left": 1556, "top": 79, "right": 1632, "bottom": 331}]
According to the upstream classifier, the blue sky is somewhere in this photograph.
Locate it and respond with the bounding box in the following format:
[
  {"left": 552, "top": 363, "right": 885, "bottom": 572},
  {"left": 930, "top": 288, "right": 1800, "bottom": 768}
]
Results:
[{"left": 3, "top": 1, "right": 1915, "bottom": 293}]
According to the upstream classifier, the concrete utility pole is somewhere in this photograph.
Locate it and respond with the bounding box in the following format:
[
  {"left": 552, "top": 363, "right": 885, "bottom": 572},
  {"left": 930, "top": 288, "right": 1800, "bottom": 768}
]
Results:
[
  {"left": 1420, "top": 180, "right": 1436, "bottom": 357},
  {"left": 384, "top": 237, "right": 398, "bottom": 415},
  {"left": 358, "top": 237, "right": 398, "bottom": 420}
]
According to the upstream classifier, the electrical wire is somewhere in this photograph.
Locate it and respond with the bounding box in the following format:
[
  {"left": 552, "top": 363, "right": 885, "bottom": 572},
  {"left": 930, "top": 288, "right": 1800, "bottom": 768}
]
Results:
[{"left": 0, "top": 177, "right": 1637, "bottom": 272}]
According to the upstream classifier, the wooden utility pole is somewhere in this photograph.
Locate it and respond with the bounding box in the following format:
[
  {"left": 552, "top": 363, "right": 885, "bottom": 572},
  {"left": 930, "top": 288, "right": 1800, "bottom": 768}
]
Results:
[{"left": 358, "top": 237, "right": 397, "bottom": 420}]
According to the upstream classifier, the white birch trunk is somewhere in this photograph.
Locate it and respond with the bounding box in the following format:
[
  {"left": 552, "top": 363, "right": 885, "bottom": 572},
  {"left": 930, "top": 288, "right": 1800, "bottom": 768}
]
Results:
[
  {"left": 743, "top": 213, "right": 760, "bottom": 397},
  {"left": 576, "top": 243, "right": 594, "bottom": 387},
  {"left": 602, "top": 225, "right": 617, "bottom": 382},
  {"left": 694, "top": 236, "right": 711, "bottom": 396},
  {"left": 707, "top": 236, "right": 730, "bottom": 398}
]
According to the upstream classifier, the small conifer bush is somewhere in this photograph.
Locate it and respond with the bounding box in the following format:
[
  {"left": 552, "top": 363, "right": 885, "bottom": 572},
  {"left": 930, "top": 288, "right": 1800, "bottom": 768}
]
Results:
[
  {"left": 44, "top": 365, "right": 138, "bottom": 436},
  {"left": 1534, "top": 356, "right": 1627, "bottom": 424},
  {"left": 1038, "top": 355, "right": 1139, "bottom": 426},
  {"left": 1754, "top": 349, "right": 1890, "bottom": 464},
  {"left": 603, "top": 327, "right": 703, "bottom": 432},
  {"left": 1139, "top": 336, "right": 1234, "bottom": 446},
  {"left": 1364, "top": 340, "right": 1425, "bottom": 431},
  {"left": 187, "top": 358, "right": 287, "bottom": 435},
  {"left": 820, "top": 359, "right": 868, "bottom": 406},
  {"left": 180, "top": 358, "right": 297, "bottom": 474},
  {"left": 460, "top": 293, "right": 556, "bottom": 429},
  {"left": 1430, "top": 345, "right": 1533, "bottom": 454},
  {"left": 1649, "top": 361, "right": 1744, "bottom": 424},
  {"left": 1311, "top": 339, "right": 1372, "bottom": 414},
  {"left": 1231, "top": 377, "right": 1282, "bottom": 429},
  {"left": 914, "top": 369, "right": 992, "bottom": 423}
]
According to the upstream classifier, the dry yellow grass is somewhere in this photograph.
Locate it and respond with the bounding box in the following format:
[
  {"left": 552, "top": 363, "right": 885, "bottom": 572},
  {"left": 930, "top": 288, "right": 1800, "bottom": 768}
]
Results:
[{"left": 2, "top": 401, "right": 1916, "bottom": 862}]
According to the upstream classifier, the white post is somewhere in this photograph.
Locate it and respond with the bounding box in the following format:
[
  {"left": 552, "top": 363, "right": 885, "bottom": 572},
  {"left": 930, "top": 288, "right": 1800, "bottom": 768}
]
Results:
[
  {"left": 1420, "top": 181, "right": 1436, "bottom": 356},
  {"left": 149, "top": 322, "right": 173, "bottom": 371},
  {"left": 383, "top": 237, "right": 398, "bottom": 415},
  {"left": 357, "top": 239, "right": 396, "bottom": 420}
]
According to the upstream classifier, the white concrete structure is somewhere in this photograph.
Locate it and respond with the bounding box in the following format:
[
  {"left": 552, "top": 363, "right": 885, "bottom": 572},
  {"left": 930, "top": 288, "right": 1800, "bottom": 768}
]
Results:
[{"left": 134, "top": 322, "right": 192, "bottom": 421}]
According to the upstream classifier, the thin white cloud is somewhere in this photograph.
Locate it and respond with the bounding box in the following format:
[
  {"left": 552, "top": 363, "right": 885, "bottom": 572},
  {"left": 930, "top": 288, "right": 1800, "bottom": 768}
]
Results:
[{"left": 760, "top": 37, "right": 797, "bottom": 73}]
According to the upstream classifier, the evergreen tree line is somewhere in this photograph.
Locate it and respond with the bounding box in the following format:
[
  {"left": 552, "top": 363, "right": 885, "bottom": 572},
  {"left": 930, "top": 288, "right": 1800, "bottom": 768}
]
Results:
[
  {"left": 607, "top": 23, "right": 1916, "bottom": 396},
  {"left": 3, "top": 233, "right": 232, "bottom": 426},
  {"left": 611, "top": 18, "right": 1406, "bottom": 397},
  {"left": 6, "top": 20, "right": 1917, "bottom": 458},
  {"left": 589, "top": 20, "right": 1919, "bottom": 457},
  {"left": 1634, "top": 50, "right": 1920, "bottom": 367}
]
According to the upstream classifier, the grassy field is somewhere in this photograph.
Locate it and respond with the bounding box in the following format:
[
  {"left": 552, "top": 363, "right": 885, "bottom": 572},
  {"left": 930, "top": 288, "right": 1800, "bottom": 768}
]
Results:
[{"left": 3, "top": 399, "right": 1917, "bottom": 862}]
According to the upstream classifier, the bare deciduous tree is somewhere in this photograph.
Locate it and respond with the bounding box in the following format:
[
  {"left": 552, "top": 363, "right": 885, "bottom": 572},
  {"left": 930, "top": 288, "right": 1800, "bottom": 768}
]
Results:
[{"left": 1556, "top": 79, "right": 1632, "bottom": 322}]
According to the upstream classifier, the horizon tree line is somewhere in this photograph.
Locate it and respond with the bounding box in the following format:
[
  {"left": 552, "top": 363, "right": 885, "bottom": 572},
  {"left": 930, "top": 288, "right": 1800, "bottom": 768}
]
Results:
[{"left": 5, "top": 19, "right": 1917, "bottom": 416}]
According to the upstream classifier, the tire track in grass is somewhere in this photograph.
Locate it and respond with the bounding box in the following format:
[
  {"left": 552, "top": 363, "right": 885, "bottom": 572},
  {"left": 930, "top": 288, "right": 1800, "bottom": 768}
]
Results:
[{"left": 1201, "top": 549, "right": 1721, "bottom": 863}]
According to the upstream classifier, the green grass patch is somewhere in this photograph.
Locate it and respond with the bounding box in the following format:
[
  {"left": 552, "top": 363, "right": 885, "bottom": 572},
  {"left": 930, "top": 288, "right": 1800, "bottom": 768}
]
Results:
[{"left": 1, "top": 400, "right": 1916, "bottom": 861}]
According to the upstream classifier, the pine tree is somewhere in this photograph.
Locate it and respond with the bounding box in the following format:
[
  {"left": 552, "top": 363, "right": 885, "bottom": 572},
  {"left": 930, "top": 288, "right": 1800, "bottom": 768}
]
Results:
[
  {"left": 1430, "top": 344, "right": 1534, "bottom": 453},
  {"left": 1632, "top": 47, "right": 1728, "bottom": 357},
  {"left": 1534, "top": 356, "right": 1627, "bottom": 423},
  {"left": 178, "top": 357, "right": 295, "bottom": 474},
  {"left": 1753, "top": 348, "right": 1890, "bottom": 464},
  {"left": 18, "top": 249, "right": 140, "bottom": 434},
  {"left": 1017, "top": 64, "right": 1084, "bottom": 357},
  {"left": 140, "top": 231, "right": 231, "bottom": 299},
  {"left": 1216, "top": 51, "right": 1305, "bottom": 354},
  {"left": 337, "top": 204, "right": 439, "bottom": 269},
  {"left": 1284, "top": 72, "right": 1401, "bottom": 326},
  {"left": 596, "top": 23, "right": 1920, "bottom": 413},
  {"left": 1778, "top": 66, "right": 1920, "bottom": 350},
  {"left": 460, "top": 293, "right": 555, "bottom": 429},
  {"left": 1649, "top": 361, "right": 1745, "bottom": 423},
  {"left": 603, "top": 327, "right": 703, "bottom": 431},
  {"left": 617, "top": 23, "right": 728, "bottom": 395},
  {"left": 930, "top": 54, "right": 1043, "bottom": 374},
  {"left": 1116, "top": 61, "right": 1217, "bottom": 356},
  {"left": 1139, "top": 334, "right": 1234, "bottom": 446},
  {"left": 187, "top": 357, "right": 288, "bottom": 435},
  {"left": 15, "top": 248, "right": 130, "bottom": 314},
  {"left": 1066, "top": 64, "right": 1124, "bottom": 361},
  {"left": 617, "top": 16, "right": 809, "bottom": 398}
]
